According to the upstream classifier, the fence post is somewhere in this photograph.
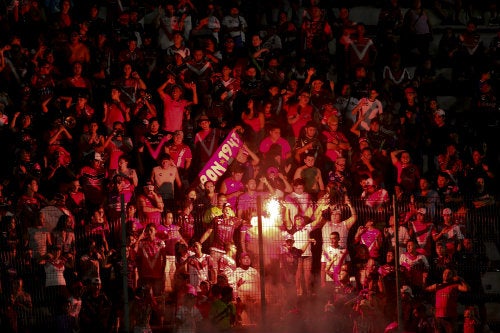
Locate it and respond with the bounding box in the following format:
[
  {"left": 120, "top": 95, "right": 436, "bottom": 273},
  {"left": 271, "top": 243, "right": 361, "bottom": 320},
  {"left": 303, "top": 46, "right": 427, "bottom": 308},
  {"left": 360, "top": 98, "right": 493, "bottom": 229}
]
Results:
[
  {"left": 256, "top": 195, "right": 267, "bottom": 329},
  {"left": 120, "top": 194, "right": 130, "bottom": 332},
  {"left": 393, "top": 195, "right": 403, "bottom": 332}
]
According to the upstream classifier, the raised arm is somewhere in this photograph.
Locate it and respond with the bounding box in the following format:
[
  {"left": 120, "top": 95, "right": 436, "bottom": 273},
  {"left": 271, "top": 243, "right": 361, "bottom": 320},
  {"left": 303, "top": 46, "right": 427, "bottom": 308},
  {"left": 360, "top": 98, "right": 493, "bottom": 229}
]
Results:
[{"left": 344, "top": 195, "right": 357, "bottom": 230}]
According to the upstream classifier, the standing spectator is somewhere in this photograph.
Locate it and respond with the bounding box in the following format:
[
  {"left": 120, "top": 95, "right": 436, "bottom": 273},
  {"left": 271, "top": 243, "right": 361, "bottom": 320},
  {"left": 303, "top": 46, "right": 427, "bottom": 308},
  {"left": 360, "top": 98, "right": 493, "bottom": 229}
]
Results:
[
  {"left": 176, "top": 292, "right": 203, "bottom": 333},
  {"left": 408, "top": 207, "right": 435, "bottom": 257},
  {"left": 300, "top": 6, "right": 332, "bottom": 67},
  {"left": 221, "top": 6, "right": 248, "bottom": 50},
  {"left": 156, "top": 2, "right": 185, "bottom": 50},
  {"left": 139, "top": 118, "right": 170, "bottom": 178},
  {"left": 78, "top": 152, "right": 106, "bottom": 209},
  {"left": 200, "top": 203, "right": 243, "bottom": 271},
  {"left": 156, "top": 211, "right": 186, "bottom": 294},
  {"left": 293, "top": 153, "right": 324, "bottom": 197},
  {"left": 351, "top": 89, "right": 383, "bottom": 132},
  {"left": 259, "top": 124, "right": 292, "bottom": 162},
  {"left": 283, "top": 178, "right": 314, "bottom": 227},
  {"left": 399, "top": 240, "right": 429, "bottom": 293},
  {"left": 415, "top": 177, "right": 440, "bottom": 219},
  {"left": 383, "top": 215, "right": 410, "bottom": 254},
  {"left": 192, "top": 115, "right": 224, "bottom": 177},
  {"left": 150, "top": 154, "right": 182, "bottom": 205},
  {"left": 320, "top": 231, "right": 349, "bottom": 289},
  {"left": 187, "top": 241, "right": 216, "bottom": 291},
  {"left": 321, "top": 115, "right": 351, "bottom": 165},
  {"left": 10, "top": 277, "right": 33, "bottom": 333},
  {"left": 79, "top": 277, "right": 113, "bottom": 333},
  {"left": 164, "top": 130, "right": 192, "bottom": 191},
  {"left": 135, "top": 223, "right": 168, "bottom": 296},
  {"left": 286, "top": 214, "right": 318, "bottom": 297},
  {"left": 26, "top": 211, "right": 52, "bottom": 260},
  {"left": 401, "top": 0, "right": 432, "bottom": 61},
  {"left": 130, "top": 284, "right": 158, "bottom": 333},
  {"left": 424, "top": 268, "right": 470, "bottom": 333},
  {"left": 346, "top": 23, "right": 377, "bottom": 77},
  {"left": 137, "top": 182, "right": 164, "bottom": 227},
  {"left": 219, "top": 166, "right": 245, "bottom": 208},
  {"left": 16, "top": 177, "right": 48, "bottom": 228},
  {"left": 177, "top": 200, "right": 196, "bottom": 245},
  {"left": 102, "top": 87, "right": 130, "bottom": 134},
  {"left": 391, "top": 150, "right": 421, "bottom": 195},
  {"left": 354, "top": 219, "right": 384, "bottom": 263},
  {"left": 234, "top": 253, "right": 260, "bottom": 325},
  {"left": 360, "top": 178, "right": 390, "bottom": 211},
  {"left": 284, "top": 91, "right": 314, "bottom": 140},
  {"left": 293, "top": 121, "right": 323, "bottom": 167},
  {"left": 432, "top": 208, "right": 464, "bottom": 256},
  {"left": 157, "top": 76, "right": 198, "bottom": 134},
  {"left": 208, "top": 286, "right": 236, "bottom": 332}
]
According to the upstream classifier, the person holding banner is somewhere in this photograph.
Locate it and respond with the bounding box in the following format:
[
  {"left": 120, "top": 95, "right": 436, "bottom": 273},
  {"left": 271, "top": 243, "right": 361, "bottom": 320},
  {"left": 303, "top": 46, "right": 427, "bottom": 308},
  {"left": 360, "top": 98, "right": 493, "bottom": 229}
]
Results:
[{"left": 192, "top": 115, "right": 224, "bottom": 177}]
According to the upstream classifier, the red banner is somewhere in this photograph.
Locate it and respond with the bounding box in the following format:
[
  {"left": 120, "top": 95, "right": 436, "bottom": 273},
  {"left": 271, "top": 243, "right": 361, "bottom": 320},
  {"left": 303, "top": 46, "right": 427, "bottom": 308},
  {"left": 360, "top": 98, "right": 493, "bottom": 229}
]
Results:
[{"left": 198, "top": 129, "right": 244, "bottom": 185}]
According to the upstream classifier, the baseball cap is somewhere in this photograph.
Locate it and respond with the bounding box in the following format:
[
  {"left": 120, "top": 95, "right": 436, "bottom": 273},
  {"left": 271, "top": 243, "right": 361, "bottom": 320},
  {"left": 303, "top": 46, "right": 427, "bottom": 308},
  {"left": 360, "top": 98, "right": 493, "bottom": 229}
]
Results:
[
  {"left": 285, "top": 234, "right": 294, "bottom": 242},
  {"left": 442, "top": 208, "right": 452, "bottom": 215},
  {"left": 174, "top": 130, "right": 183, "bottom": 136},
  {"left": 223, "top": 202, "right": 232, "bottom": 209},
  {"left": 417, "top": 208, "right": 426, "bottom": 215}
]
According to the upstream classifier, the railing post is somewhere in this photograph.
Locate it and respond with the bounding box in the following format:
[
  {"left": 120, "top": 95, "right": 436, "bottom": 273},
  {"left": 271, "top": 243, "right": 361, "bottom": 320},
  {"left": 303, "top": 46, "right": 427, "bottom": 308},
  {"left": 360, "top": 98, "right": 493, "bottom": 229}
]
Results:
[
  {"left": 120, "top": 194, "right": 130, "bottom": 332},
  {"left": 257, "top": 195, "right": 266, "bottom": 329}
]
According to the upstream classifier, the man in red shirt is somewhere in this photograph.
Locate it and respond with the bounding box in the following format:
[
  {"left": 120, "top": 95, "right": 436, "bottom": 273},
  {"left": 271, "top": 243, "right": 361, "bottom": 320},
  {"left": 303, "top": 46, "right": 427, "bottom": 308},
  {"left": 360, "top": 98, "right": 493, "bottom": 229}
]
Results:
[{"left": 135, "top": 223, "right": 168, "bottom": 296}]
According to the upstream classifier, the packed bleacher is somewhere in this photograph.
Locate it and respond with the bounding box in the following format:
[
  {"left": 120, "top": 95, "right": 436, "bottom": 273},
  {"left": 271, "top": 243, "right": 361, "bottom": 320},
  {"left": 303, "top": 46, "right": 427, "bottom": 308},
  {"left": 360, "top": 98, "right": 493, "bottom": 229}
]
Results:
[{"left": 0, "top": 0, "right": 499, "bottom": 332}]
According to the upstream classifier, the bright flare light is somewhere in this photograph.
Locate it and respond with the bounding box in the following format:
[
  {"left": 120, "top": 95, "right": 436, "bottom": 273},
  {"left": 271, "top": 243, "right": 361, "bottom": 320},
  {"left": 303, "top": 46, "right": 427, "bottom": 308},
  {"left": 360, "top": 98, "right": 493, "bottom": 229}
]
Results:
[{"left": 263, "top": 198, "right": 281, "bottom": 227}]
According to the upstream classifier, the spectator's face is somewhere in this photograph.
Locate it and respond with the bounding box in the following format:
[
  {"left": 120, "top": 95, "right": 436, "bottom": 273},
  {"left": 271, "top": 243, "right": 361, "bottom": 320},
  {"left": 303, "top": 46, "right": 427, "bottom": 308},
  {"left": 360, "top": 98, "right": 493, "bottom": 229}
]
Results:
[
  {"left": 419, "top": 178, "right": 429, "bottom": 190},
  {"left": 230, "top": 7, "right": 239, "bottom": 17},
  {"left": 269, "top": 128, "right": 281, "bottom": 140},
  {"left": 29, "top": 180, "right": 39, "bottom": 193},
  {"left": 437, "top": 175, "right": 447, "bottom": 188},
  {"left": 407, "top": 241, "right": 416, "bottom": 253},
  {"left": 233, "top": 171, "right": 244, "bottom": 181},
  {"left": 247, "top": 179, "right": 257, "bottom": 190},
  {"left": 304, "top": 156, "right": 315, "bottom": 167},
  {"left": 251, "top": 35, "right": 261, "bottom": 46},
  {"left": 443, "top": 213, "right": 452, "bottom": 225},
  {"left": 205, "top": 181, "right": 215, "bottom": 192},
  {"left": 335, "top": 159, "right": 346, "bottom": 171},
  {"left": 146, "top": 226, "right": 156, "bottom": 238},
  {"left": 149, "top": 120, "right": 160, "bottom": 132},
  {"left": 442, "top": 268, "right": 454, "bottom": 282},
  {"left": 217, "top": 196, "right": 227, "bottom": 208},
  {"left": 165, "top": 213, "right": 174, "bottom": 225},
  {"left": 294, "top": 184, "right": 304, "bottom": 194},
  {"left": 240, "top": 255, "right": 251, "bottom": 267},
  {"left": 386, "top": 251, "right": 394, "bottom": 263},
  {"left": 306, "top": 126, "right": 316, "bottom": 138},
  {"left": 401, "top": 152, "right": 411, "bottom": 164},
  {"left": 295, "top": 215, "right": 305, "bottom": 227},
  {"left": 472, "top": 151, "right": 481, "bottom": 164},
  {"left": 330, "top": 233, "right": 340, "bottom": 246}
]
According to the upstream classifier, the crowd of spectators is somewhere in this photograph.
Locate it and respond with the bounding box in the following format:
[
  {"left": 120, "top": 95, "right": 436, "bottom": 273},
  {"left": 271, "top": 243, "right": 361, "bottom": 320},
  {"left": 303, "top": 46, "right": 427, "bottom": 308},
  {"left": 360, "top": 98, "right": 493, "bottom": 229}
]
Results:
[{"left": 0, "top": 0, "right": 499, "bottom": 332}]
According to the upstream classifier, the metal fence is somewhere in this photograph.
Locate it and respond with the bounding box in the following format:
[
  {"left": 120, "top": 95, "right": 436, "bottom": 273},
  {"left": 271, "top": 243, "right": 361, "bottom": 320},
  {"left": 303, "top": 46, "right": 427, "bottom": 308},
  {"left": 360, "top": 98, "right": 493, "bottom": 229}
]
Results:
[{"left": 1, "top": 197, "right": 499, "bottom": 332}]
